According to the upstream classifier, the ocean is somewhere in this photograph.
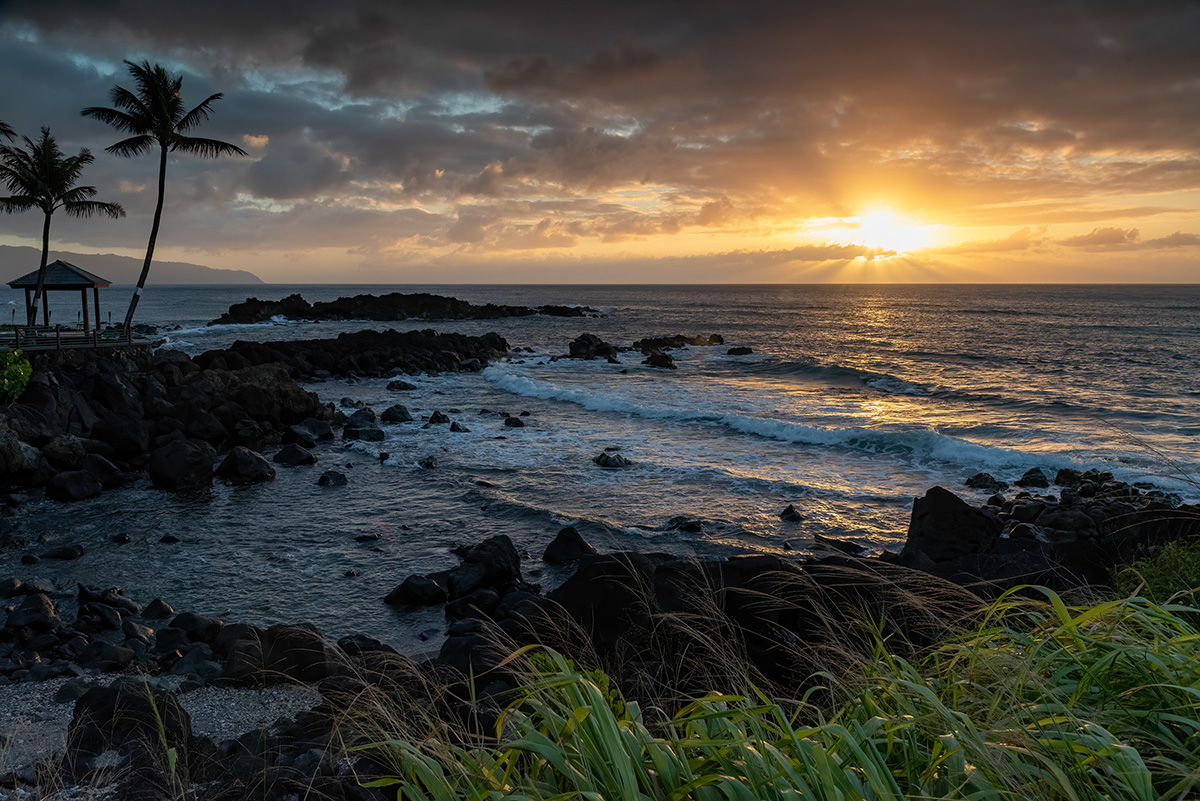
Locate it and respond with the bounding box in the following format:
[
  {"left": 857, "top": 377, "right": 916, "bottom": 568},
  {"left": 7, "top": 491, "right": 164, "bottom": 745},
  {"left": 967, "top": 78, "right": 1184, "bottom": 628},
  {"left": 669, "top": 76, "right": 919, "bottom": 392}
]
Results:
[{"left": 3, "top": 284, "right": 1198, "bottom": 649}]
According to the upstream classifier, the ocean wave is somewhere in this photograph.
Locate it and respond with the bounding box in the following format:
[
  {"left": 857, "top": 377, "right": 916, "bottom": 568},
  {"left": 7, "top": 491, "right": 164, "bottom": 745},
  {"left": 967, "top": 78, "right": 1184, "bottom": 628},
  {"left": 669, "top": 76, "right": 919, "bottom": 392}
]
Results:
[
  {"left": 484, "top": 369, "right": 1045, "bottom": 472},
  {"left": 742, "top": 358, "right": 932, "bottom": 396}
]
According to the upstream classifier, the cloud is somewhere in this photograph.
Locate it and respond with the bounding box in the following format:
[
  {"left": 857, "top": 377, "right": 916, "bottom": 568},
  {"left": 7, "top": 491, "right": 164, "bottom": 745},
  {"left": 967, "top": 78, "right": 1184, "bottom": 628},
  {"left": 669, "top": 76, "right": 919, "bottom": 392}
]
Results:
[
  {"left": 1058, "top": 227, "right": 1140, "bottom": 247},
  {"left": 933, "top": 226, "right": 1047, "bottom": 255},
  {"left": 2, "top": 1, "right": 1200, "bottom": 280}
]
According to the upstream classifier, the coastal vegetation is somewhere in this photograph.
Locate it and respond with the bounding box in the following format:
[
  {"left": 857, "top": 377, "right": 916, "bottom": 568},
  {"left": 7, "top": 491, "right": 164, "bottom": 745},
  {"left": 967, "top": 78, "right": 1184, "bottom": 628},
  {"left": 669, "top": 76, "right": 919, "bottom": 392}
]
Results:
[
  {"left": 0, "top": 349, "right": 30, "bottom": 401},
  {"left": 82, "top": 59, "right": 247, "bottom": 330},
  {"left": 362, "top": 590, "right": 1200, "bottom": 801},
  {"left": 0, "top": 128, "right": 125, "bottom": 325}
]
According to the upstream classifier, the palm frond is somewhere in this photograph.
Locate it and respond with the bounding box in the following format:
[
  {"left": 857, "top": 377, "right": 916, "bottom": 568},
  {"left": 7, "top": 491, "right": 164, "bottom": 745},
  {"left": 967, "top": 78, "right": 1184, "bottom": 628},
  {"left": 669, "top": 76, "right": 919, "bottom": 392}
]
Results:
[
  {"left": 0, "top": 120, "right": 14, "bottom": 141},
  {"left": 63, "top": 199, "right": 125, "bottom": 219},
  {"left": 171, "top": 135, "right": 248, "bottom": 158},
  {"left": 105, "top": 135, "right": 157, "bottom": 158},
  {"left": 0, "top": 196, "right": 38, "bottom": 213},
  {"left": 176, "top": 93, "right": 224, "bottom": 133},
  {"left": 81, "top": 102, "right": 148, "bottom": 135}
]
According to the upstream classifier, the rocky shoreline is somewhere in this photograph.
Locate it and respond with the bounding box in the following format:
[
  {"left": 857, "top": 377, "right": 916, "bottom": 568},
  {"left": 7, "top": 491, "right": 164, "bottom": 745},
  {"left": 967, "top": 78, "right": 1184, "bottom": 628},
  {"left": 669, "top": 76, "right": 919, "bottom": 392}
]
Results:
[
  {"left": 1, "top": 331, "right": 1197, "bottom": 799},
  {"left": 4, "top": 460, "right": 1195, "bottom": 797},
  {"left": 209, "top": 291, "right": 599, "bottom": 325}
]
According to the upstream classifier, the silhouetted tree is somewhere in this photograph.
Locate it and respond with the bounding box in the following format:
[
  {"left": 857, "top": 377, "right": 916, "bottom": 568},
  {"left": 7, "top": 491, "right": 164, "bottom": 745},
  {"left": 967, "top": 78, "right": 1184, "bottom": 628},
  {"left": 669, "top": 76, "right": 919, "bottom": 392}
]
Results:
[
  {"left": 0, "top": 120, "right": 14, "bottom": 141},
  {"left": 0, "top": 127, "right": 125, "bottom": 325},
  {"left": 82, "top": 60, "right": 246, "bottom": 329}
]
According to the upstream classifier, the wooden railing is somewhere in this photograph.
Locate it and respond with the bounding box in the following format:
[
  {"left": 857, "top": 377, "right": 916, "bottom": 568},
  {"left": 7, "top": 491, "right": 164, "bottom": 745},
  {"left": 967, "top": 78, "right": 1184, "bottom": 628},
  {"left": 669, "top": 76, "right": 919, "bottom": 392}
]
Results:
[{"left": 0, "top": 324, "right": 140, "bottom": 352}]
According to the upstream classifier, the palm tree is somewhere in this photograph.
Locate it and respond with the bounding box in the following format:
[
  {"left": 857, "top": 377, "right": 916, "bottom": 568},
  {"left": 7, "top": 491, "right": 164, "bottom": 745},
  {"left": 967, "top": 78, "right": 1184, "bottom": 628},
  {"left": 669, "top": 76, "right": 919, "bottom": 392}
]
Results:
[
  {"left": 0, "top": 127, "right": 125, "bottom": 326},
  {"left": 0, "top": 120, "right": 14, "bottom": 141},
  {"left": 82, "top": 60, "right": 246, "bottom": 330}
]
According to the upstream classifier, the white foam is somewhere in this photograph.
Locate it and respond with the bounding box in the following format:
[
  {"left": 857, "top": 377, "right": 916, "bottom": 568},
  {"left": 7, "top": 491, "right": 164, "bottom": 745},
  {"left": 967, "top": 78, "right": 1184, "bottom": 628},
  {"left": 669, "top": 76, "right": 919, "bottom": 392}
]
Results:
[{"left": 484, "top": 366, "right": 1064, "bottom": 473}]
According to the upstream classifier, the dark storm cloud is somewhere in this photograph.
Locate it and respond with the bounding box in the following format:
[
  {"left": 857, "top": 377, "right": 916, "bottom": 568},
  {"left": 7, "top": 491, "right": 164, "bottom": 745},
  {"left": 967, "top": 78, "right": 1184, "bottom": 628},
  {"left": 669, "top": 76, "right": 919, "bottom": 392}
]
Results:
[{"left": 2, "top": 0, "right": 1199, "bottom": 275}]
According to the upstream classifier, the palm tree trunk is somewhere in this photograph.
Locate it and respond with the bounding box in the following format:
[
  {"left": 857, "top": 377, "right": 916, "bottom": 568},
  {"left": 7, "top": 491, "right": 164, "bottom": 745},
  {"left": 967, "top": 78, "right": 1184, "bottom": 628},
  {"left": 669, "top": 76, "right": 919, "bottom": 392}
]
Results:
[
  {"left": 123, "top": 145, "right": 167, "bottom": 331},
  {"left": 29, "top": 211, "right": 51, "bottom": 327}
]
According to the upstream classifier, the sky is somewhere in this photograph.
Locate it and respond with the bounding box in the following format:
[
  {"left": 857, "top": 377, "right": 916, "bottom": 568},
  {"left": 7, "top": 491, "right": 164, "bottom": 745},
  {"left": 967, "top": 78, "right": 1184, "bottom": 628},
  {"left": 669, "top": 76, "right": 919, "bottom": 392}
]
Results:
[{"left": 0, "top": 0, "right": 1198, "bottom": 284}]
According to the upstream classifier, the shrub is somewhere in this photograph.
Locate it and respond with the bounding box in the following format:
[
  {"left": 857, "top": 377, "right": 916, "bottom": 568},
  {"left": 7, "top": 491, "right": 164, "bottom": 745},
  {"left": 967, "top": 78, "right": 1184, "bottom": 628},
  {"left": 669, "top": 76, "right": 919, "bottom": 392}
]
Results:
[
  {"left": 1115, "top": 535, "right": 1200, "bottom": 604},
  {"left": 0, "top": 349, "right": 30, "bottom": 401}
]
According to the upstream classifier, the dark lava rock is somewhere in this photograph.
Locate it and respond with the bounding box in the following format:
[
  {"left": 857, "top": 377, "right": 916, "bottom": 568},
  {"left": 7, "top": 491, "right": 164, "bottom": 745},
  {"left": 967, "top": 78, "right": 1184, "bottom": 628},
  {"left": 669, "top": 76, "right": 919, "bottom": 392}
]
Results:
[
  {"left": 633, "top": 334, "right": 724, "bottom": 350},
  {"left": 381, "top": 404, "right": 413, "bottom": 423},
  {"left": 317, "top": 470, "right": 348, "bottom": 487},
  {"left": 76, "top": 641, "right": 135, "bottom": 672},
  {"left": 65, "top": 678, "right": 201, "bottom": 790},
  {"left": 41, "top": 544, "right": 85, "bottom": 560},
  {"left": 384, "top": 575, "right": 448, "bottom": 606},
  {"left": 42, "top": 434, "right": 87, "bottom": 469},
  {"left": 5, "top": 593, "right": 56, "bottom": 629},
  {"left": 447, "top": 534, "right": 522, "bottom": 598},
  {"left": 46, "top": 470, "right": 103, "bottom": 502},
  {"left": 569, "top": 333, "right": 620, "bottom": 362},
  {"left": 283, "top": 424, "right": 317, "bottom": 448},
  {"left": 81, "top": 453, "right": 124, "bottom": 489},
  {"left": 965, "top": 472, "right": 1007, "bottom": 491},
  {"left": 418, "top": 456, "right": 438, "bottom": 469},
  {"left": 221, "top": 623, "right": 338, "bottom": 685},
  {"left": 593, "top": 451, "right": 633, "bottom": 468},
  {"left": 216, "top": 446, "right": 276, "bottom": 485},
  {"left": 347, "top": 407, "right": 378, "bottom": 428},
  {"left": 387, "top": 380, "right": 418, "bottom": 391},
  {"left": 665, "top": 516, "right": 705, "bottom": 533},
  {"left": 900, "top": 486, "right": 1003, "bottom": 564},
  {"left": 142, "top": 599, "right": 174, "bottom": 619},
  {"left": 642, "top": 350, "right": 677, "bottom": 369},
  {"left": 427, "top": 411, "right": 451, "bottom": 425},
  {"left": 727, "top": 346, "right": 753, "bottom": 356},
  {"left": 543, "top": 526, "right": 597, "bottom": 564},
  {"left": 1015, "top": 467, "right": 1050, "bottom": 488},
  {"left": 779, "top": 504, "right": 804, "bottom": 522},
  {"left": 148, "top": 439, "right": 215, "bottom": 490},
  {"left": 171, "top": 611, "right": 224, "bottom": 644},
  {"left": 210, "top": 290, "right": 588, "bottom": 325},
  {"left": 343, "top": 425, "right": 385, "bottom": 442},
  {"left": 504, "top": 416, "right": 525, "bottom": 428},
  {"left": 814, "top": 533, "right": 866, "bottom": 556},
  {"left": 273, "top": 443, "right": 317, "bottom": 466},
  {"left": 449, "top": 421, "right": 470, "bottom": 433}
]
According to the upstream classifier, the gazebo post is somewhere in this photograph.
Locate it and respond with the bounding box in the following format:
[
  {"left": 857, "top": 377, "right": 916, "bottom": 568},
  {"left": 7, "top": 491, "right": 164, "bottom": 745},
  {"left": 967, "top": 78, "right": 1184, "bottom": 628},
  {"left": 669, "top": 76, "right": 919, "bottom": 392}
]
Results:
[
  {"left": 93, "top": 287, "right": 101, "bottom": 332},
  {"left": 81, "top": 288, "right": 89, "bottom": 332}
]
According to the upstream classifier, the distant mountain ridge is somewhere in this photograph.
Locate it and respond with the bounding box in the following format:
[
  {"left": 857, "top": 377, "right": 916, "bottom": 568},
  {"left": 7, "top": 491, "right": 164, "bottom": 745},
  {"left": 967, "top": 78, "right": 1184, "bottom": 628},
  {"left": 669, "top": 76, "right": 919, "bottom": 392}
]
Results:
[{"left": 0, "top": 245, "right": 263, "bottom": 285}]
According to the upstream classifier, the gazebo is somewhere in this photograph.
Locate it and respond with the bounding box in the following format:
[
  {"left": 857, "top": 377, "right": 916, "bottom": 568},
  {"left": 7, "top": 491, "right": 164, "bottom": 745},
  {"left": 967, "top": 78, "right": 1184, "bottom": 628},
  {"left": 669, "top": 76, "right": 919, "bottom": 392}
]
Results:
[{"left": 8, "top": 260, "right": 110, "bottom": 330}]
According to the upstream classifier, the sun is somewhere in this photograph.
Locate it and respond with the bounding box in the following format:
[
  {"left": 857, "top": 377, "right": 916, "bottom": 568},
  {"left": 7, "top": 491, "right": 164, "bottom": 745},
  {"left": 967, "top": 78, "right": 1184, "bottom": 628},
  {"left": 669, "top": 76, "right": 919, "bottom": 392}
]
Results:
[{"left": 853, "top": 210, "right": 933, "bottom": 253}]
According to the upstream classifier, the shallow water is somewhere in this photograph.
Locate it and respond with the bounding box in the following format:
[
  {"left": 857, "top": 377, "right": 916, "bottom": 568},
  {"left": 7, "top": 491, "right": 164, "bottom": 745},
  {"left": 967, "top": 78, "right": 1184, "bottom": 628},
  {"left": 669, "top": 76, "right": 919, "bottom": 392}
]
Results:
[{"left": 4, "top": 284, "right": 1197, "bottom": 650}]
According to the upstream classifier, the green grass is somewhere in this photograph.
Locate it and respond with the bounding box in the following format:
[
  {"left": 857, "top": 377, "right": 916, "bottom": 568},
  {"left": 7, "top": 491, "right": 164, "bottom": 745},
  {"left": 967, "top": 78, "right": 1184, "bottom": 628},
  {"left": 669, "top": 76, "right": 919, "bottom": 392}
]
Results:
[{"left": 360, "top": 588, "right": 1200, "bottom": 801}]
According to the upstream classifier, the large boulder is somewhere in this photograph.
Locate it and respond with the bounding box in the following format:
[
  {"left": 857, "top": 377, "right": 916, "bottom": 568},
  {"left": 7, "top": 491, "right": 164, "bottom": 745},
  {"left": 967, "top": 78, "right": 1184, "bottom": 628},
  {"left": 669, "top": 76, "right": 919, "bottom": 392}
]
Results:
[
  {"left": 447, "top": 535, "right": 522, "bottom": 598},
  {"left": 384, "top": 575, "right": 447, "bottom": 606},
  {"left": 899, "top": 486, "right": 1003, "bottom": 564},
  {"left": 46, "top": 469, "right": 103, "bottom": 502},
  {"left": 65, "top": 678, "right": 206, "bottom": 791},
  {"left": 543, "top": 526, "right": 597, "bottom": 564},
  {"left": 273, "top": 443, "right": 317, "bottom": 466},
  {"left": 568, "top": 334, "right": 620, "bottom": 362},
  {"left": 82, "top": 453, "right": 125, "bottom": 489},
  {"left": 221, "top": 623, "right": 339, "bottom": 685},
  {"left": 149, "top": 439, "right": 216, "bottom": 490},
  {"left": 215, "top": 446, "right": 276, "bottom": 485},
  {"left": 42, "top": 434, "right": 87, "bottom": 469}
]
